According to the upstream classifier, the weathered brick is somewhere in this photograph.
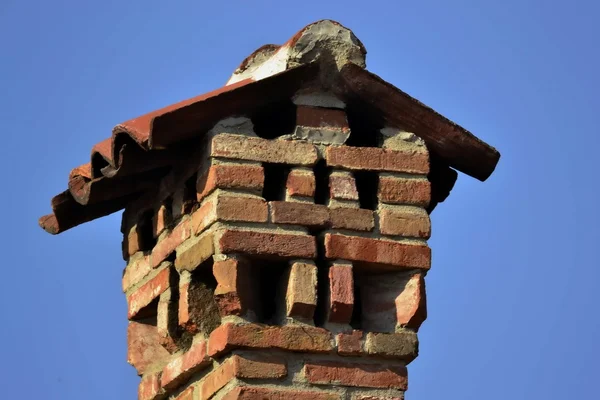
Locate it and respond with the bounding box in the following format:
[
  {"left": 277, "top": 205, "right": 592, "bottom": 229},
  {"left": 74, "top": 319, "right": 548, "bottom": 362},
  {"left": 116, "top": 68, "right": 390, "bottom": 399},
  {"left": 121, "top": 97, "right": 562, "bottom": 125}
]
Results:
[
  {"left": 285, "top": 262, "right": 318, "bottom": 320},
  {"left": 329, "top": 171, "right": 359, "bottom": 201},
  {"left": 329, "top": 207, "right": 374, "bottom": 231},
  {"left": 174, "top": 386, "right": 195, "bottom": 400},
  {"left": 294, "top": 106, "right": 350, "bottom": 144},
  {"left": 197, "top": 163, "right": 264, "bottom": 202},
  {"left": 296, "top": 105, "right": 349, "bottom": 130},
  {"left": 126, "top": 225, "right": 142, "bottom": 256},
  {"left": 378, "top": 176, "right": 430, "bottom": 207},
  {"left": 328, "top": 263, "right": 354, "bottom": 324},
  {"left": 213, "top": 257, "right": 257, "bottom": 316},
  {"left": 122, "top": 253, "right": 152, "bottom": 292},
  {"left": 326, "top": 145, "right": 429, "bottom": 174},
  {"left": 365, "top": 332, "right": 419, "bottom": 362},
  {"left": 153, "top": 203, "right": 171, "bottom": 238},
  {"left": 208, "top": 323, "right": 333, "bottom": 357},
  {"left": 198, "top": 359, "right": 234, "bottom": 399},
  {"left": 127, "top": 321, "right": 170, "bottom": 376},
  {"left": 127, "top": 267, "right": 171, "bottom": 319},
  {"left": 270, "top": 201, "right": 329, "bottom": 227},
  {"left": 199, "top": 355, "right": 287, "bottom": 399},
  {"left": 360, "top": 272, "right": 426, "bottom": 333},
  {"left": 211, "top": 133, "right": 318, "bottom": 165},
  {"left": 157, "top": 289, "right": 178, "bottom": 353},
  {"left": 161, "top": 340, "right": 211, "bottom": 390},
  {"left": 178, "top": 271, "right": 221, "bottom": 335},
  {"left": 218, "top": 229, "right": 317, "bottom": 259},
  {"left": 150, "top": 219, "right": 192, "bottom": 268},
  {"left": 324, "top": 234, "right": 431, "bottom": 270},
  {"left": 138, "top": 371, "right": 164, "bottom": 400},
  {"left": 396, "top": 273, "right": 426, "bottom": 330},
  {"left": 192, "top": 194, "right": 269, "bottom": 235},
  {"left": 175, "top": 232, "right": 215, "bottom": 272},
  {"left": 191, "top": 200, "right": 216, "bottom": 235},
  {"left": 222, "top": 387, "right": 342, "bottom": 400},
  {"left": 352, "top": 396, "right": 403, "bottom": 400},
  {"left": 217, "top": 195, "right": 268, "bottom": 223},
  {"left": 304, "top": 361, "right": 408, "bottom": 390},
  {"left": 378, "top": 206, "right": 431, "bottom": 238},
  {"left": 286, "top": 169, "right": 316, "bottom": 198},
  {"left": 337, "top": 330, "right": 363, "bottom": 356}
]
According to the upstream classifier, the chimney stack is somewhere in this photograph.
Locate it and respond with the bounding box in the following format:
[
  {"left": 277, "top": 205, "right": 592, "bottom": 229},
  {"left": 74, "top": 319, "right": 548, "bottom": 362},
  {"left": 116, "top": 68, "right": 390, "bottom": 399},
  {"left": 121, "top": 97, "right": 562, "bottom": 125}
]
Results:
[{"left": 40, "top": 20, "right": 499, "bottom": 399}]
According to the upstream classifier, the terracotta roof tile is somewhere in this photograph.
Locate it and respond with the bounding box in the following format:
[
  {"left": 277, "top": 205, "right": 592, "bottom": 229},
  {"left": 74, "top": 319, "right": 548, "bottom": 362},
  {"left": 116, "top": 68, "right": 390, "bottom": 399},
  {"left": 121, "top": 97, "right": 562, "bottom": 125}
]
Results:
[{"left": 40, "top": 63, "right": 319, "bottom": 234}]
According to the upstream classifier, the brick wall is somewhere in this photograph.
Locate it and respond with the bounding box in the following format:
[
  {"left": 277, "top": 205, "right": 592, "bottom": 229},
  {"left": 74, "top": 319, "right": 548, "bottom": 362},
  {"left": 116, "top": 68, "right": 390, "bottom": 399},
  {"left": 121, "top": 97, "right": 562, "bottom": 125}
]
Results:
[{"left": 121, "top": 99, "right": 432, "bottom": 399}]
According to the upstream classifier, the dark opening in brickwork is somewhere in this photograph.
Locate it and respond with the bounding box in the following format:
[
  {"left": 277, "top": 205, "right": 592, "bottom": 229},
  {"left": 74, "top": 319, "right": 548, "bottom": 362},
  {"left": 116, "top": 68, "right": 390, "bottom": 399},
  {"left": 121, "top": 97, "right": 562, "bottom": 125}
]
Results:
[
  {"left": 313, "top": 159, "right": 330, "bottom": 206},
  {"left": 252, "top": 99, "right": 297, "bottom": 139},
  {"left": 354, "top": 170, "right": 379, "bottom": 210},
  {"left": 138, "top": 210, "right": 157, "bottom": 251},
  {"left": 256, "top": 260, "right": 288, "bottom": 324},
  {"left": 345, "top": 107, "right": 382, "bottom": 148},
  {"left": 262, "top": 163, "right": 290, "bottom": 202}
]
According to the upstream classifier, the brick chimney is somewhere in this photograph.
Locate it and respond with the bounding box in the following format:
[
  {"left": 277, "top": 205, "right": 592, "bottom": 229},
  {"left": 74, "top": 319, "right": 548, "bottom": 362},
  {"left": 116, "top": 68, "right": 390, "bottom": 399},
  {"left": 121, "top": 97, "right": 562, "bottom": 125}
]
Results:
[{"left": 40, "top": 20, "right": 499, "bottom": 400}]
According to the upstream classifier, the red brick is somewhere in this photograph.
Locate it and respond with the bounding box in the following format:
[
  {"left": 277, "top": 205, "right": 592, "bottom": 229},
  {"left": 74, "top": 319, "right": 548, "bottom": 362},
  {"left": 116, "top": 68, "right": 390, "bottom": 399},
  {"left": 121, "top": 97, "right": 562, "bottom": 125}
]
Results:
[
  {"left": 127, "top": 321, "right": 170, "bottom": 375},
  {"left": 174, "top": 232, "right": 215, "bottom": 272},
  {"left": 365, "top": 332, "right": 419, "bottom": 362},
  {"left": 127, "top": 267, "right": 171, "bottom": 319},
  {"left": 153, "top": 203, "right": 171, "bottom": 238},
  {"left": 138, "top": 371, "right": 163, "bottom": 400},
  {"left": 324, "top": 234, "right": 431, "bottom": 270},
  {"left": 304, "top": 361, "right": 408, "bottom": 390},
  {"left": 286, "top": 169, "right": 315, "bottom": 198},
  {"left": 198, "top": 360, "right": 233, "bottom": 399},
  {"left": 150, "top": 219, "right": 192, "bottom": 268},
  {"left": 296, "top": 105, "right": 349, "bottom": 130},
  {"left": 191, "top": 200, "right": 216, "bottom": 235},
  {"left": 285, "top": 262, "right": 318, "bottom": 320},
  {"left": 222, "top": 387, "right": 342, "bottom": 400},
  {"left": 213, "top": 258, "right": 257, "bottom": 316},
  {"left": 192, "top": 194, "right": 268, "bottom": 235},
  {"left": 197, "top": 163, "right": 264, "bottom": 202},
  {"left": 217, "top": 195, "right": 268, "bottom": 223},
  {"left": 329, "top": 172, "right": 359, "bottom": 201},
  {"left": 211, "top": 133, "right": 318, "bottom": 165},
  {"left": 337, "top": 330, "right": 364, "bottom": 356},
  {"left": 199, "top": 355, "right": 287, "bottom": 399},
  {"left": 326, "top": 145, "right": 429, "bottom": 174},
  {"left": 235, "top": 355, "right": 287, "bottom": 379},
  {"left": 270, "top": 201, "right": 329, "bottom": 227},
  {"left": 161, "top": 340, "right": 211, "bottom": 390},
  {"left": 396, "top": 273, "right": 427, "bottom": 330},
  {"left": 127, "top": 226, "right": 142, "bottom": 256},
  {"left": 174, "top": 386, "right": 195, "bottom": 400},
  {"left": 218, "top": 229, "right": 316, "bottom": 259},
  {"left": 378, "top": 176, "right": 430, "bottom": 207},
  {"left": 122, "top": 254, "right": 151, "bottom": 292},
  {"left": 379, "top": 207, "right": 431, "bottom": 238},
  {"left": 329, "top": 207, "right": 374, "bottom": 231},
  {"left": 208, "top": 323, "right": 333, "bottom": 357},
  {"left": 328, "top": 264, "right": 354, "bottom": 324}
]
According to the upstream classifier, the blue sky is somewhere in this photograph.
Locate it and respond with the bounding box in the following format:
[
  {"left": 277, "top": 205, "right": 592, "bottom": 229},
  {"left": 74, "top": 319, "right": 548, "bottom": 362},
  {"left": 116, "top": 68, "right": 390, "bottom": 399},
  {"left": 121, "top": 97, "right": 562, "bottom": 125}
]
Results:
[{"left": 1, "top": 1, "right": 598, "bottom": 399}]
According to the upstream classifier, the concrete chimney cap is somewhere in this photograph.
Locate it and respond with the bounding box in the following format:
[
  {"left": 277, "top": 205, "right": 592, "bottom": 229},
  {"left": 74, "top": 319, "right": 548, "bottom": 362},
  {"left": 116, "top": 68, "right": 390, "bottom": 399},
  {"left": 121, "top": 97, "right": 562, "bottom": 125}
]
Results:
[{"left": 227, "top": 20, "right": 367, "bottom": 85}]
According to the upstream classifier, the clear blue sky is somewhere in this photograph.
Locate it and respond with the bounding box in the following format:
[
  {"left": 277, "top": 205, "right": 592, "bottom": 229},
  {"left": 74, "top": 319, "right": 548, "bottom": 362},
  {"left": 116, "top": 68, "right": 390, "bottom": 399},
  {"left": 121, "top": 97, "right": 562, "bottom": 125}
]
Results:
[{"left": 1, "top": 1, "right": 598, "bottom": 399}]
